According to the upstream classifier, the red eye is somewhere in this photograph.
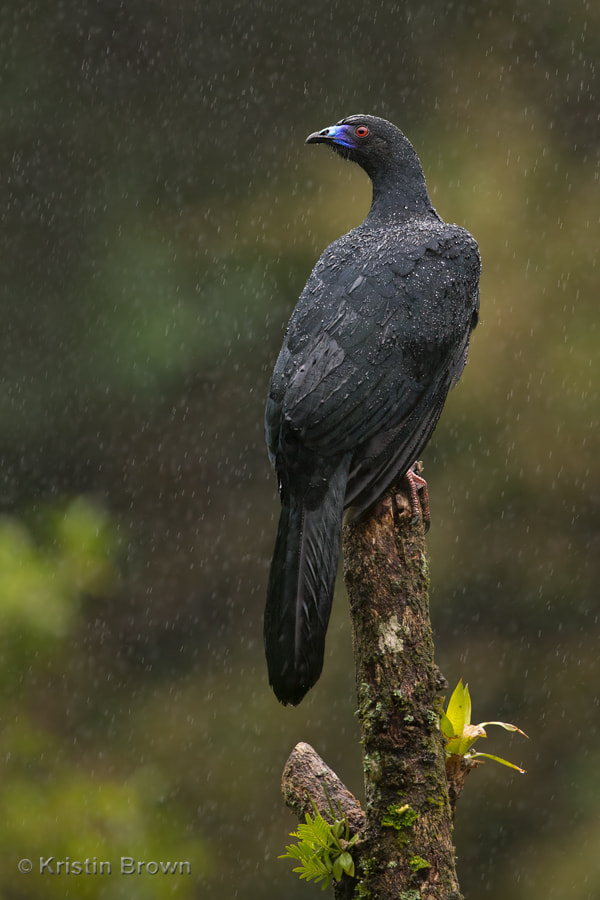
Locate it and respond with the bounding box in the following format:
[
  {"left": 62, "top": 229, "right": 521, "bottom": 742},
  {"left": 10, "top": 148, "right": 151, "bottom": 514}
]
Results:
[{"left": 355, "top": 125, "right": 369, "bottom": 137}]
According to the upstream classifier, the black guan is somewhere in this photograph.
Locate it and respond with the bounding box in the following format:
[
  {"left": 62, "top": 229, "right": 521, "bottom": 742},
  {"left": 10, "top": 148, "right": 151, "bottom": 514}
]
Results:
[{"left": 264, "top": 115, "right": 481, "bottom": 705}]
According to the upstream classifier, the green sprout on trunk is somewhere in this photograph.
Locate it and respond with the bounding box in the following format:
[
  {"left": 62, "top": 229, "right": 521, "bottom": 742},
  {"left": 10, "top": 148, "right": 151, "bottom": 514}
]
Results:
[
  {"left": 279, "top": 797, "right": 359, "bottom": 890},
  {"left": 440, "top": 680, "right": 528, "bottom": 772}
]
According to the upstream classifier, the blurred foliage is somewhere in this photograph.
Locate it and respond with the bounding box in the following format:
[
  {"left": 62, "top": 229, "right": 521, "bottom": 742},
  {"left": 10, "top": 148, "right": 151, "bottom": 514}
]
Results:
[
  {"left": 0, "top": 497, "right": 115, "bottom": 703},
  {"left": 0, "top": 0, "right": 598, "bottom": 898},
  {"left": 0, "top": 499, "right": 209, "bottom": 897}
]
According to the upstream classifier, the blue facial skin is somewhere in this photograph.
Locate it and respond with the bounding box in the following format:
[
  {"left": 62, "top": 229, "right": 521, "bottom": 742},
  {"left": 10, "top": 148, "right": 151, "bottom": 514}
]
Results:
[{"left": 320, "top": 124, "right": 355, "bottom": 148}]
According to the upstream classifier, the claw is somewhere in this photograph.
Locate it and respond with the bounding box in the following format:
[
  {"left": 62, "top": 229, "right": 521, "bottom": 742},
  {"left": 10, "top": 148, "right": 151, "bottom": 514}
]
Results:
[{"left": 405, "top": 461, "right": 430, "bottom": 532}]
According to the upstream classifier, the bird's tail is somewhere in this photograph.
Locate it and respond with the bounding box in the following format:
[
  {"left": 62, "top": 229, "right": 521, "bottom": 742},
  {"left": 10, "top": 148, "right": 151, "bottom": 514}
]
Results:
[{"left": 264, "top": 459, "right": 350, "bottom": 705}]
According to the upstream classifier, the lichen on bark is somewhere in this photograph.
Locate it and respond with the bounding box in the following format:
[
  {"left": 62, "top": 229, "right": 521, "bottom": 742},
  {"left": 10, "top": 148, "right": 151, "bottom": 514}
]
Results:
[
  {"left": 281, "top": 478, "right": 463, "bottom": 899},
  {"left": 342, "top": 483, "right": 461, "bottom": 900}
]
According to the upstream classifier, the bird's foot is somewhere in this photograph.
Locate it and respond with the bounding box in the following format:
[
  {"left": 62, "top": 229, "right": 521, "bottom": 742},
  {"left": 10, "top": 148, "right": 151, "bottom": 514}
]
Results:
[{"left": 405, "top": 461, "right": 430, "bottom": 532}]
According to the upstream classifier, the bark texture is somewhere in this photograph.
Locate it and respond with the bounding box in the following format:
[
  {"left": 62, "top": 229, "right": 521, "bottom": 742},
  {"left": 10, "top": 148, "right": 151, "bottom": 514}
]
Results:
[
  {"left": 281, "top": 479, "right": 462, "bottom": 899},
  {"left": 342, "top": 484, "right": 461, "bottom": 899},
  {"left": 282, "top": 741, "right": 366, "bottom": 835}
]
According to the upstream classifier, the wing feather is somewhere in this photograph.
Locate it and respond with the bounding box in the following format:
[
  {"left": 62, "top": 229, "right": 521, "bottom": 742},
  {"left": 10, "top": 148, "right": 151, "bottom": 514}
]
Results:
[{"left": 266, "top": 222, "right": 480, "bottom": 510}]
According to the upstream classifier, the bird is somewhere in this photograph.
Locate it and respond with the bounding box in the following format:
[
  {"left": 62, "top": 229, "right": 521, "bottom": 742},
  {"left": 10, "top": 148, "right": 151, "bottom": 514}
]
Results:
[{"left": 264, "top": 114, "right": 481, "bottom": 705}]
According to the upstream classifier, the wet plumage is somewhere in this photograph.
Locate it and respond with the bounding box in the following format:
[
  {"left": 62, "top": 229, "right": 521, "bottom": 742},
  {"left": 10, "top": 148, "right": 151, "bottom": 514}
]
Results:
[{"left": 264, "top": 115, "right": 481, "bottom": 705}]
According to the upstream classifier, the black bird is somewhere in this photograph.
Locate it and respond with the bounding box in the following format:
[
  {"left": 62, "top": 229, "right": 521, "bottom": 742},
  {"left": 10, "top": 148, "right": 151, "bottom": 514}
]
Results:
[{"left": 264, "top": 115, "right": 480, "bottom": 705}]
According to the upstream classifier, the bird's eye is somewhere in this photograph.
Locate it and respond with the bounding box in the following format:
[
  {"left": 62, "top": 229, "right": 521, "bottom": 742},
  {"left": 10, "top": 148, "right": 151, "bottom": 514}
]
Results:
[{"left": 355, "top": 125, "right": 369, "bottom": 137}]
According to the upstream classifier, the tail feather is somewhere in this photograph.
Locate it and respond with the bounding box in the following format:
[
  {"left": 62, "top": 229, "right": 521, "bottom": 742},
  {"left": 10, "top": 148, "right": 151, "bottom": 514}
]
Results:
[{"left": 264, "top": 459, "right": 350, "bottom": 705}]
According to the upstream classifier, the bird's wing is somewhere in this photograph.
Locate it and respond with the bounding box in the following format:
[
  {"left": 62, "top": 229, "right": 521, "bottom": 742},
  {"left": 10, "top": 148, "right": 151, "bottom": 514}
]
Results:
[{"left": 267, "top": 225, "right": 480, "bottom": 464}]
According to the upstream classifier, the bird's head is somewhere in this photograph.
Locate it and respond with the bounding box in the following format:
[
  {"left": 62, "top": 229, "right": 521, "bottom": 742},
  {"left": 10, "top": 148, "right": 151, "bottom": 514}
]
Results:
[
  {"left": 305, "top": 115, "right": 428, "bottom": 209},
  {"left": 306, "top": 115, "right": 404, "bottom": 168}
]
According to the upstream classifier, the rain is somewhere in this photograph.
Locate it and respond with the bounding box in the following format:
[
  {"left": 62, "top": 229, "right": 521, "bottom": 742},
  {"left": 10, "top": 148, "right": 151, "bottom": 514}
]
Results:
[{"left": 0, "top": 1, "right": 598, "bottom": 897}]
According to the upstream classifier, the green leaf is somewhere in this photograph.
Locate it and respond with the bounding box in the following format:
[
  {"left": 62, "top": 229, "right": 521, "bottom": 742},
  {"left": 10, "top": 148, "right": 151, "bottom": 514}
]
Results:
[
  {"left": 331, "top": 819, "right": 345, "bottom": 840},
  {"left": 468, "top": 751, "right": 526, "bottom": 773},
  {"left": 445, "top": 680, "right": 471, "bottom": 735},
  {"left": 478, "top": 721, "right": 529, "bottom": 738},
  {"left": 439, "top": 709, "right": 456, "bottom": 740},
  {"left": 339, "top": 851, "right": 355, "bottom": 877},
  {"left": 279, "top": 809, "right": 357, "bottom": 888},
  {"left": 332, "top": 856, "right": 343, "bottom": 881},
  {"left": 446, "top": 722, "right": 487, "bottom": 757},
  {"left": 443, "top": 681, "right": 528, "bottom": 762}
]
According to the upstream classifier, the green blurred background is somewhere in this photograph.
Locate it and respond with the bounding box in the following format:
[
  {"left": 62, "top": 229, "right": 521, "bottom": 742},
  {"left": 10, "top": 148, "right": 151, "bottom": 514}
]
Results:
[{"left": 0, "top": 0, "right": 598, "bottom": 897}]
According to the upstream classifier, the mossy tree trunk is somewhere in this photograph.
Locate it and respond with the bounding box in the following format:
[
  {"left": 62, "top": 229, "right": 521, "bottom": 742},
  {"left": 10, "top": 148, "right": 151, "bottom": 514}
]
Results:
[
  {"left": 342, "top": 485, "right": 461, "bottom": 899},
  {"left": 281, "top": 479, "right": 462, "bottom": 899}
]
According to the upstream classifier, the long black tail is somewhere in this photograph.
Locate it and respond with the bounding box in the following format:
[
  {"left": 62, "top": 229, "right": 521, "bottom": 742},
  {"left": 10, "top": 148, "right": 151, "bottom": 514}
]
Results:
[{"left": 264, "top": 460, "right": 350, "bottom": 705}]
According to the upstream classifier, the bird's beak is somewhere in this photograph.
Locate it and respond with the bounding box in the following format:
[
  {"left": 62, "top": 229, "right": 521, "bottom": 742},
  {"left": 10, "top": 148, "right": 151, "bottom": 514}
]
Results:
[
  {"left": 305, "top": 124, "right": 353, "bottom": 148},
  {"left": 306, "top": 128, "right": 334, "bottom": 145}
]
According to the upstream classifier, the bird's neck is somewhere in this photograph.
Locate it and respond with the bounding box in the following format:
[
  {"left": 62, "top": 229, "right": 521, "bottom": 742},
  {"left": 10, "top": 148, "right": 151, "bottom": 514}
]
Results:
[{"left": 367, "top": 160, "right": 434, "bottom": 224}]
